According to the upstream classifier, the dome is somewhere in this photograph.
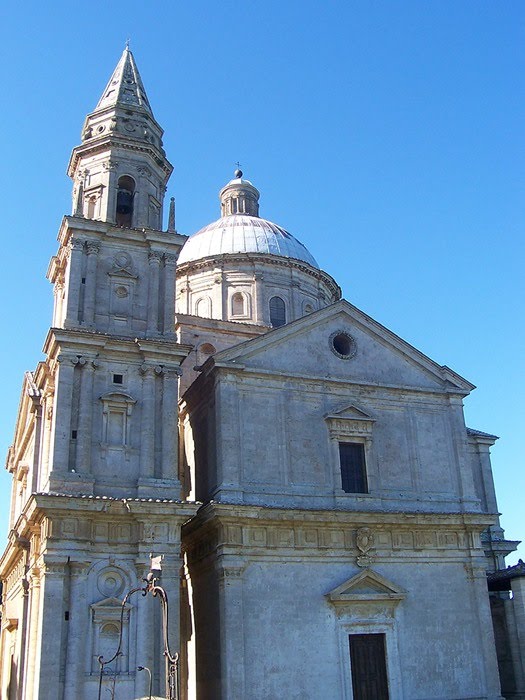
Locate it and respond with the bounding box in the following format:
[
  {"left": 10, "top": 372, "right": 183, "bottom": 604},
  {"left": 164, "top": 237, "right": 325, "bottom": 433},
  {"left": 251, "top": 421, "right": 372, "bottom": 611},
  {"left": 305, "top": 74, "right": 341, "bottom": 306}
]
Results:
[{"left": 177, "top": 214, "right": 319, "bottom": 268}]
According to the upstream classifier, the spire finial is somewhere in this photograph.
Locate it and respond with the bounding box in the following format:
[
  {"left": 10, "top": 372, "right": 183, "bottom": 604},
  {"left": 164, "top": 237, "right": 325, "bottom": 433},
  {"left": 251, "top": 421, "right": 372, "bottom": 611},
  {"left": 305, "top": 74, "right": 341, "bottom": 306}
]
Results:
[
  {"left": 168, "top": 196, "right": 176, "bottom": 233},
  {"left": 234, "top": 162, "right": 243, "bottom": 179},
  {"left": 125, "top": 38, "right": 130, "bottom": 50}
]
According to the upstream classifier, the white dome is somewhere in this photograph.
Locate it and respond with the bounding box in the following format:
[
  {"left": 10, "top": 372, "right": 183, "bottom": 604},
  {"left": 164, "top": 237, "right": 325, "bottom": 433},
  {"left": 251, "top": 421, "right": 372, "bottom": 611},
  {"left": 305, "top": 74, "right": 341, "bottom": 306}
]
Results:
[{"left": 177, "top": 214, "right": 319, "bottom": 268}]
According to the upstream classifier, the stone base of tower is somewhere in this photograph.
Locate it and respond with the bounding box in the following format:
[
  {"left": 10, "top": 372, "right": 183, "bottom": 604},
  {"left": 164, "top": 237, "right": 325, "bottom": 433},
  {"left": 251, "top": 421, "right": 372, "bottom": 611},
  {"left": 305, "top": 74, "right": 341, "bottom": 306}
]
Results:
[{"left": 0, "top": 493, "right": 197, "bottom": 700}]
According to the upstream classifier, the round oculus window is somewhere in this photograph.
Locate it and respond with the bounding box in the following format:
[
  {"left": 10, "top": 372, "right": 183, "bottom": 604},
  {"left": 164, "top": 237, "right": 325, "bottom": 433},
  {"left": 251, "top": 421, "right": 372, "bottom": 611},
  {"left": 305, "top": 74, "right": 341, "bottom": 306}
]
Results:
[{"left": 330, "top": 330, "right": 357, "bottom": 359}]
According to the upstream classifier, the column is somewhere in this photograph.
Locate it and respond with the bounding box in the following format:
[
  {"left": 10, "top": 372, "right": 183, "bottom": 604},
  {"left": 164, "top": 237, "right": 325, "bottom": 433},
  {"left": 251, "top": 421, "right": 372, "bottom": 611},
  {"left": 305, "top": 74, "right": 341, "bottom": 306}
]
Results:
[
  {"left": 64, "top": 239, "right": 84, "bottom": 328},
  {"left": 76, "top": 358, "right": 96, "bottom": 474},
  {"left": 49, "top": 355, "right": 75, "bottom": 476},
  {"left": 24, "top": 568, "right": 41, "bottom": 700},
  {"left": 161, "top": 368, "right": 181, "bottom": 482},
  {"left": 147, "top": 251, "right": 162, "bottom": 334},
  {"left": 163, "top": 254, "right": 177, "bottom": 334},
  {"left": 83, "top": 241, "right": 100, "bottom": 327},
  {"left": 64, "top": 562, "right": 90, "bottom": 700},
  {"left": 139, "top": 365, "right": 156, "bottom": 479},
  {"left": 217, "top": 560, "right": 246, "bottom": 700},
  {"left": 34, "top": 560, "right": 67, "bottom": 699}
]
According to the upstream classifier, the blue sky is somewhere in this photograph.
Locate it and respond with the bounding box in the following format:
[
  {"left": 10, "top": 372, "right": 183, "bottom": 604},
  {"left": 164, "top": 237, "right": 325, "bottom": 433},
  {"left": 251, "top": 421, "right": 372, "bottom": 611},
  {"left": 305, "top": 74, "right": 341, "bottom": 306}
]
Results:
[{"left": 0, "top": 1, "right": 523, "bottom": 561}]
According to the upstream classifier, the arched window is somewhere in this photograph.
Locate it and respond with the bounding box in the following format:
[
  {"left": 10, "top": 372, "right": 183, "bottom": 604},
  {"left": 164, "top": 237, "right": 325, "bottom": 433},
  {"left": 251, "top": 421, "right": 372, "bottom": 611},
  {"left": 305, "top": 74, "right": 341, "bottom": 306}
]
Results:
[
  {"left": 231, "top": 292, "right": 245, "bottom": 316},
  {"left": 269, "top": 296, "right": 286, "bottom": 328},
  {"left": 87, "top": 195, "right": 97, "bottom": 219},
  {"left": 116, "top": 175, "right": 136, "bottom": 227},
  {"left": 195, "top": 296, "right": 211, "bottom": 318}
]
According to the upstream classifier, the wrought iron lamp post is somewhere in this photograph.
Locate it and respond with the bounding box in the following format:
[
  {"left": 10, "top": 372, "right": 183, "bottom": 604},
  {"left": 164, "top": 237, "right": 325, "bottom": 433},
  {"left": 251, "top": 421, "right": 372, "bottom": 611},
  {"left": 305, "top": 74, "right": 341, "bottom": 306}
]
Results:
[
  {"left": 97, "top": 556, "right": 180, "bottom": 700},
  {"left": 137, "top": 665, "right": 152, "bottom": 700}
]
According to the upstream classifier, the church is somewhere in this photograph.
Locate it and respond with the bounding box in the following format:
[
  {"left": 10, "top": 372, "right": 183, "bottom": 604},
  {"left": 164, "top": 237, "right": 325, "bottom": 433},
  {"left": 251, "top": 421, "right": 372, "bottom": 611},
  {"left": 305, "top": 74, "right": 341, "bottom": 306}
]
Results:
[{"left": 1, "top": 47, "right": 524, "bottom": 700}]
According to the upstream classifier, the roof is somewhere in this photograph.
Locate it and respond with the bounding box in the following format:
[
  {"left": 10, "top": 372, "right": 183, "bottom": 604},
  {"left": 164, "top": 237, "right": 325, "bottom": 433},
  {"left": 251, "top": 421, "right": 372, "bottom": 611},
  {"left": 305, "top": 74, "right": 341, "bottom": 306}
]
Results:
[
  {"left": 177, "top": 214, "right": 319, "bottom": 268},
  {"left": 488, "top": 560, "right": 525, "bottom": 590},
  {"left": 94, "top": 46, "right": 153, "bottom": 116}
]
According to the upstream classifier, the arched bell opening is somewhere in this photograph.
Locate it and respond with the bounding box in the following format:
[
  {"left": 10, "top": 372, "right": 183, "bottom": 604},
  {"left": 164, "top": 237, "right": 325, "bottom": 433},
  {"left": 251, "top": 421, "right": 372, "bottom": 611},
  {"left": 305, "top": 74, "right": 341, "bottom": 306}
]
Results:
[{"left": 116, "top": 175, "right": 136, "bottom": 227}]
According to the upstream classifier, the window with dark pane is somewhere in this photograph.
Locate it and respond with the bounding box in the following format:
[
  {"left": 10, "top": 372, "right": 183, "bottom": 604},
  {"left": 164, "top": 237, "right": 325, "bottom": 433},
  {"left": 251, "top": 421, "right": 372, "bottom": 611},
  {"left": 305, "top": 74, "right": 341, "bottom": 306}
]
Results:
[
  {"left": 269, "top": 296, "right": 286, "bottom": 327},
  {"left": 339, "top": 442, "right": 368, "bottom": 493}
]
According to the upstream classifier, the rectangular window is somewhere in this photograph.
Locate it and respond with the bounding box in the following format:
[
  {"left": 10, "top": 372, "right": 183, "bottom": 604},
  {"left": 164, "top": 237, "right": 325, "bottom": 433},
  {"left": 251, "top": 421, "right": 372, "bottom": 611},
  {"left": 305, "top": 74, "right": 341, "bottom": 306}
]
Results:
[
  {"left": 339, "top": 442, "right": 367, "bottom": 493},
  {"left": 349, "top": 633, "right": 389, "bottom": 700}
]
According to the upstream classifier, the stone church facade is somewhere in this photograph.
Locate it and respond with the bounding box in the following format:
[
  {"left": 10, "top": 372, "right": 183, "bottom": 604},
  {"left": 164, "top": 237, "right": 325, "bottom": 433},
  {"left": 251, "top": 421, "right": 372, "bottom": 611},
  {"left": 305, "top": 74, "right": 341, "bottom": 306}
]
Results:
[{"left": 0, "top": 47, "right": 523, "bottom": 699}]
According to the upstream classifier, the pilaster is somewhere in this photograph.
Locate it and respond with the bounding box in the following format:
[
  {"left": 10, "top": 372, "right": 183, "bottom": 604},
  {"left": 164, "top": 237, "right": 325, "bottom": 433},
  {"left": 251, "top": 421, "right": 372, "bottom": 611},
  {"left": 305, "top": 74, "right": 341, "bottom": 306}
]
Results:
[
  {"left": 63, "top": 239, "right": 84, "bottom": 329},
  {"left": 34, "top": 559, "right": 67, "bottom": 699},
  {"left": 63, "top": 561, "right": 91, "bottom": 700},
  {"left": 139, "top": 364, "right": 156, "bottom": 481},
  {"left": 217, "top": 560, "right": 246, "bottom": 700},
  {"left": 82, "top": 240, "right": 100, "bottom": 327},
  {"left": 147, "top": 251, "right": 162, "bottom": 335},
  {"left": 163, "top": 253, "right": 177, "bottom": 334}
]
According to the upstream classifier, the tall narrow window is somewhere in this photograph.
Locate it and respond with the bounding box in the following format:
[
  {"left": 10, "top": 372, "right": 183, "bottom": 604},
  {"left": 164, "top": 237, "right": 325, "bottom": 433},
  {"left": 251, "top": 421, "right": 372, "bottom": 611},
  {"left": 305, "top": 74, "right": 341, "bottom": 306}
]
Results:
[
  {"left": 349, "top": 634, "right": 389, "bottom": 700},
  {"left": 231, "top": 292, "right": 245, "bottom": 316},
  {"left": 339, "top": 443, "right": 367, "bottom": 493},
  {"left": 269, "top": 296, "right": 286, "bottom": 327},
  {"left": 116, "top": 175, "right": 135, "bottom": 227}
]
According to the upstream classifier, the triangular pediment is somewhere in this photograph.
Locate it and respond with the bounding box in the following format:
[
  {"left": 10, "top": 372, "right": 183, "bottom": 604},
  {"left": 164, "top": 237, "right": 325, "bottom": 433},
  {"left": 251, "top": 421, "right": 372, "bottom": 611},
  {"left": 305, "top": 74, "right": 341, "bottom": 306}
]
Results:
[
  {"left": 326, "top": 403, "right": 374, "bottom": 422},
  {"left": 327, "top": 569, "right": 406, "bottom": 604},
  {"left": 209, "top": 300, "right": 474, "bottom": 394},
  {"left": 91, "top": 596, "right": 127, "bottom": 610}
]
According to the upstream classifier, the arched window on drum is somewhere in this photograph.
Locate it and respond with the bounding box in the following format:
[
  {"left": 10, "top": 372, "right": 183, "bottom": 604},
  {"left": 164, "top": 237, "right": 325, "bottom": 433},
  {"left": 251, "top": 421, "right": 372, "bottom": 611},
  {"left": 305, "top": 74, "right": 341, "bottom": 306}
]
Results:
[{"left": 269, "top": 296, "right": 286, "bottom": 328}]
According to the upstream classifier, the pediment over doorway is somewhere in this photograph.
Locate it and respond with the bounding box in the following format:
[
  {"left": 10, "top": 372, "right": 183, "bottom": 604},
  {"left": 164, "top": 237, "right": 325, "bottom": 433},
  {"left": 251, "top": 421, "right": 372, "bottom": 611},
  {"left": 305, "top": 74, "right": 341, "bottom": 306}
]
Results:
[{"left": 327, "top": 569, "right": 406, "bottom": 605}]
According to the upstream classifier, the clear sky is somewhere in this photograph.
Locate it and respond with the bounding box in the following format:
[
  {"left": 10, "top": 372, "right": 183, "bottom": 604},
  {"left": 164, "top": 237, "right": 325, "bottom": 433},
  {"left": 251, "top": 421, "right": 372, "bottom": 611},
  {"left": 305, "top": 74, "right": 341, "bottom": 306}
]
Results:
[{"left": 0, "top": 1, "right": 523, "bottom": 562}]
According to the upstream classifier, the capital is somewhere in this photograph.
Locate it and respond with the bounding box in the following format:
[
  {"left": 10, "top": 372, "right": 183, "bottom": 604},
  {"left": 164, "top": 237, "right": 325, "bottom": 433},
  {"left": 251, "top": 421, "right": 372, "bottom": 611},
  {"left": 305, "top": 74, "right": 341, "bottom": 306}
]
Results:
[
  {"left": 148, "top": 251, "right": 163, "bottom": 264},
  {"left": 86, "top": 241, "right": 100, "bottom": 256}
]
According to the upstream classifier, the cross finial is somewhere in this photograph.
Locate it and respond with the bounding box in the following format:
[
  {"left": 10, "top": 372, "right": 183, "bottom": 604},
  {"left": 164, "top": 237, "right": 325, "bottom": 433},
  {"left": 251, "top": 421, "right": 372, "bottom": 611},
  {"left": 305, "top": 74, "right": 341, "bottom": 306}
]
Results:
[{"left": 234, "top": 161, "right": 243, "bottom": 178}]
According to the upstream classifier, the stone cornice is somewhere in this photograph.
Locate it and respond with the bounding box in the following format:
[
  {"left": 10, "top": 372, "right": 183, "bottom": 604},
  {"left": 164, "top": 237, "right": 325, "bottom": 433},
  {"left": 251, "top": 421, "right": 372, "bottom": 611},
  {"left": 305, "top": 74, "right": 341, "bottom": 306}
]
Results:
[
  {"left": 183, "top": 503, "right": 497, "bottom": 569},
  {"left": 55, "top": 215, "right": 187, "bottom": 251},
  {"left": 176, "top": 252, "right": 341, "bottom": 299},
  {"left": 42, "top": 328, "right": 192, "bottom": 364},
  {"left": 67, "top": 135, "right": 173, "bottom": 179}
]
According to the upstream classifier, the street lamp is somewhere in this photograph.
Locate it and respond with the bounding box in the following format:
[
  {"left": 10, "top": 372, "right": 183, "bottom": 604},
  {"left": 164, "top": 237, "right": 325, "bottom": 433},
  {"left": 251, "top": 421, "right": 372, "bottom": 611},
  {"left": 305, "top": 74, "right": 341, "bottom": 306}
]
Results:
[
  {"left": 96, "top": 555, "right": 180, "bottom": 700},
  {"left": 137, "top": 665, "right": 152, "bottom": 700}
]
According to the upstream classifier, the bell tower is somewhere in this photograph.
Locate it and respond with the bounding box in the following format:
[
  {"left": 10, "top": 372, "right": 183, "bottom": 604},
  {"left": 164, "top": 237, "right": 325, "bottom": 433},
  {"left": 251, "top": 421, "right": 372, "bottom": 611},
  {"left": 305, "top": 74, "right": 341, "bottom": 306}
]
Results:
[
  {"left": 68, "top": 46, "right": 172, "bottom": 229},
  {"left": 36, "top": 47, "right": 191, "bottom": 497}
]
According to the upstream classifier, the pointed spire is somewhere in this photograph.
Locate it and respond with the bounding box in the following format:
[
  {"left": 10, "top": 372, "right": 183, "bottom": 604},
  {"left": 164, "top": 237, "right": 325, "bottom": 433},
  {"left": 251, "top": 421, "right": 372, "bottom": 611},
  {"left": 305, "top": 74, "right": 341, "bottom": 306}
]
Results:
[
  {"left": 168, "top": 197, "right": 176, "bottom": 232},
  {"left": 95, "top": 46, "right": 153, "bottom": 115},
  {"left": 74, "top": 180, "right": 84, "bottom": 217}
]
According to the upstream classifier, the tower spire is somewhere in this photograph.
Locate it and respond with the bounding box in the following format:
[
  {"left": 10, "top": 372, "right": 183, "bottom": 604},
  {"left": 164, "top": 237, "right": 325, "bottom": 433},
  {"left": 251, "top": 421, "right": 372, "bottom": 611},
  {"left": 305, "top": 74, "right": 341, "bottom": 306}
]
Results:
[
  {"left": 94, "top": 45, "right": 153, "bottom": 116},
  {"left": 68, "top": 48, "right": 172, "bottom": 228}
]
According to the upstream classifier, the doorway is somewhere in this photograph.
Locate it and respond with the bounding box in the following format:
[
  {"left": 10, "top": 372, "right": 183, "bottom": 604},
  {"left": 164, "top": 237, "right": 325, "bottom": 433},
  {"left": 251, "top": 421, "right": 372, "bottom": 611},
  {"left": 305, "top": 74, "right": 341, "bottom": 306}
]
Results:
[{"left": 349, "top": 633, "right": 389, "bottom": 700}]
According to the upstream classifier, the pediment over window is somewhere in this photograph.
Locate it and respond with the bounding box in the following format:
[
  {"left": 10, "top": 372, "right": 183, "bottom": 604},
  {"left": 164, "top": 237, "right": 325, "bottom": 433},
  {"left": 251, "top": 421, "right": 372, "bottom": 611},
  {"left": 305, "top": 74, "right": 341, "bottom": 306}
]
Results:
[
  {"left": 327, "top": 569, "right": 406, "bottom": 606},
  {"left": 91, "top": 596, "right": 132, "bottom": 623},
  {"left": 325, "top": 404, "right": 375, "bottom": 439}
]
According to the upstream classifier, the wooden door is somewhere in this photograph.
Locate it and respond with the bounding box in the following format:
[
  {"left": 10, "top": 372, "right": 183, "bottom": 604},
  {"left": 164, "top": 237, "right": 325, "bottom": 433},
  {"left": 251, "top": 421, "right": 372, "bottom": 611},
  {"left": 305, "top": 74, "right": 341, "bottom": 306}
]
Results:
[{"left": 349, "top": 633, "right": 389, "bottom": 700}]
